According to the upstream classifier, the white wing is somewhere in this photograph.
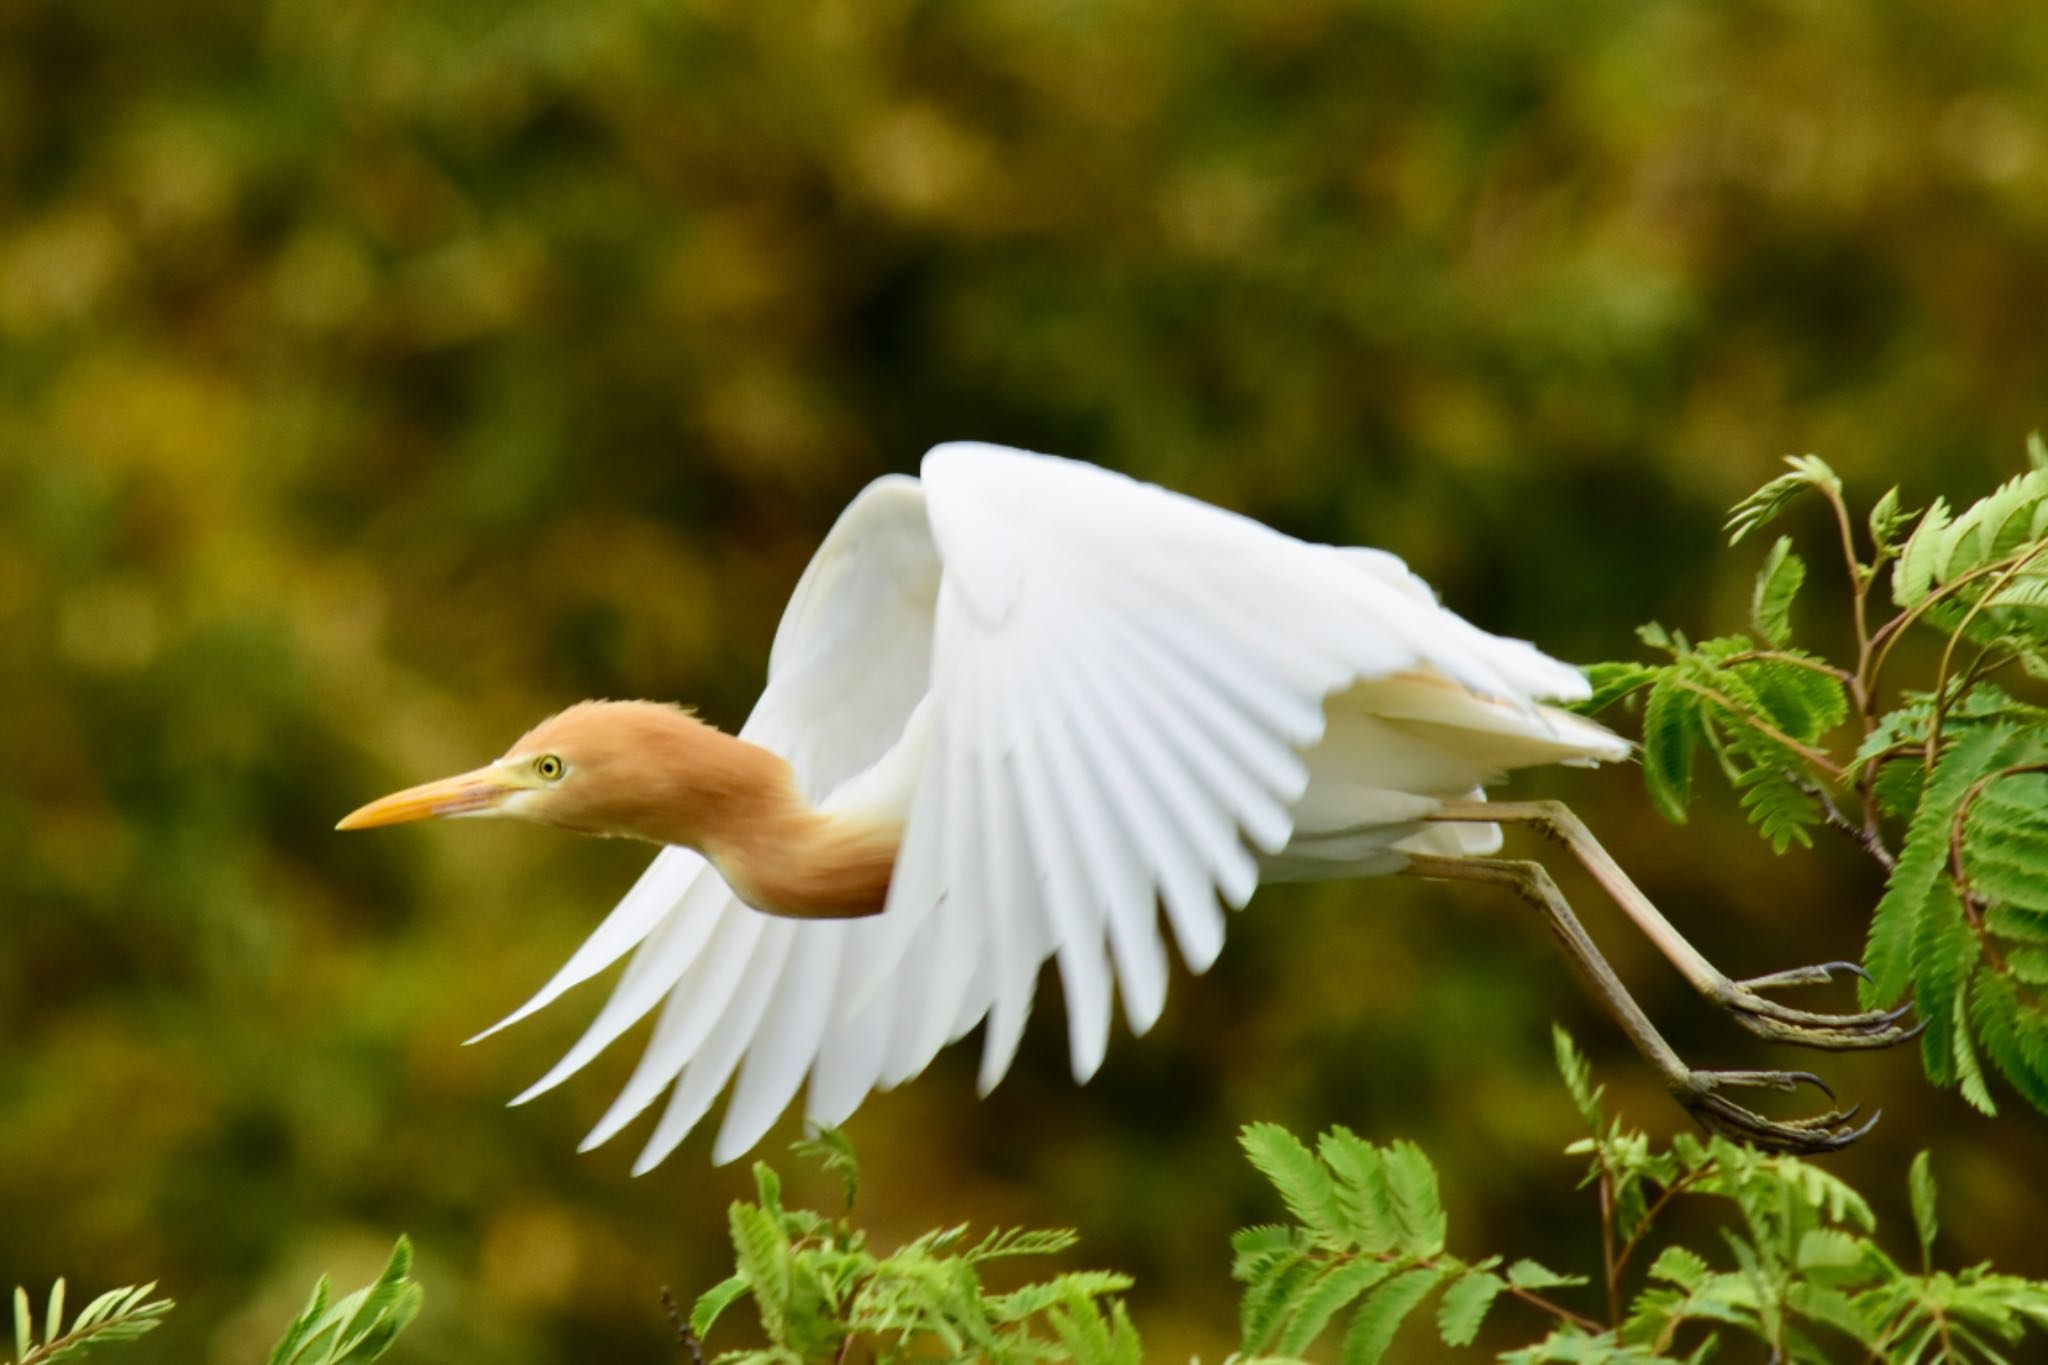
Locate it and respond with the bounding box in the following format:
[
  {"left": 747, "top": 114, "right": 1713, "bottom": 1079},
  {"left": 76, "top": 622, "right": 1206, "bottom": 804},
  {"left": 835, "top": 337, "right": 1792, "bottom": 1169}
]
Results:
[
  {"left": 485, "top": 444, "right": 1607, "bottom": 1169},
  {"left": 851, "top": 444, "right": 1599, "bottom": 1097},
  {"left": 477, "top": 474, "right": 948, "bottom": 1170}
]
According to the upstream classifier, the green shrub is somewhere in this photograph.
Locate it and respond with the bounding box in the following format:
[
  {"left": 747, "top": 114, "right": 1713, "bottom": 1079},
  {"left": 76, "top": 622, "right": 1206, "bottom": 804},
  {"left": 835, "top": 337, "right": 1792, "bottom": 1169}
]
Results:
[{"left": 687, "top": 1032, "right": 2048, "bottom": 1363}]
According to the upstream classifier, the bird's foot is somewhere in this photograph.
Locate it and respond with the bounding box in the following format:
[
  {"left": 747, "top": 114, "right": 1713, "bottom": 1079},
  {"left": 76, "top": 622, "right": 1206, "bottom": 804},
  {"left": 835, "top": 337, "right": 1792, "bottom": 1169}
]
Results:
[
  {"left": 1709, "top": 960, "right": 1922, "bottom": 1050},
  {"left": 1675, "top": 1068, "right": 1879, "bottom": 1155}
]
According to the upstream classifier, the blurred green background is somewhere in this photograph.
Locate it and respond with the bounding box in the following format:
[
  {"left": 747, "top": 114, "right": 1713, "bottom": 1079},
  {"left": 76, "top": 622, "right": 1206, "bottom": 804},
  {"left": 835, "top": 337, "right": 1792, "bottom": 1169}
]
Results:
[{"left": 4, "top": 0, "right": 2047, "bottom": 1358}]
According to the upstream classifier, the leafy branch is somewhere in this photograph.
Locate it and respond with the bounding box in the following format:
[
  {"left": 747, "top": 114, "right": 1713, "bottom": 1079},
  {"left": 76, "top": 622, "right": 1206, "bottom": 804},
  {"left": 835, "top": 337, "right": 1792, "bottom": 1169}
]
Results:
[
  {"left": 7, "top": 1239, "right": 421, "bottom": 1365},
  {"left": 7, "top": 1284, "right": 171, "bottom": 1365},
  {"left": 688, "top": 1141, "right": 1133, "bottom": 1365},
  {"left": 1583, "top": 441, "right": 2048, "bottom": 1120}
]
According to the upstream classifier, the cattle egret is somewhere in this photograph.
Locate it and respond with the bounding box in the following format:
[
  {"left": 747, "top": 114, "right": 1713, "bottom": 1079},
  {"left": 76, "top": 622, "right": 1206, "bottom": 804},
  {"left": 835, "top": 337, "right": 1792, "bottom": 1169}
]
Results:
[{"left": 340, "top": 444, "right": 1911, "bottom": 1170}]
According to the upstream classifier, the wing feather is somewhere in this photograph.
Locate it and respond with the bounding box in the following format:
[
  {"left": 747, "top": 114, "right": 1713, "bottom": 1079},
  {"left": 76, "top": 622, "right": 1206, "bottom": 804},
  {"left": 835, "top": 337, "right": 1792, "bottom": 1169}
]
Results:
[
  {"left": 1007, "top": 729, "right": 1116, "bottom": 1082},
  {"left": 713, "top": 926, "right": 843, "bottom": 1163},
  {"left": 635, "top": 921, "right": 796, "bottom": 1173},
  {"left": 1035, "top": 690, "right": 1170, "bottom": 1035},
  {"left": 510, "top": 873, "right": 730, "bottom": 1105},
  {"left": 577, "top": 910, "right": 766, "bottom": 1150},
  {"left": 1060, "top": 641, "right": 1229, "bottom": 971},
  {"left": 470, "top": 846, "right": 707, "bottom": 1043},
  {"left": 805, "top": 944, "right": 897, "bottom": 1126}
]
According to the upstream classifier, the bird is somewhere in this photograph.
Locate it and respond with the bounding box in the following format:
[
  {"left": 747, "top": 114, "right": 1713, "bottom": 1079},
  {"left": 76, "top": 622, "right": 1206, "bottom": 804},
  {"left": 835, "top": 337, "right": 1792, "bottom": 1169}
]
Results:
[{"left": 339, "top": 443, "right": 1913, "bottom": 1171}]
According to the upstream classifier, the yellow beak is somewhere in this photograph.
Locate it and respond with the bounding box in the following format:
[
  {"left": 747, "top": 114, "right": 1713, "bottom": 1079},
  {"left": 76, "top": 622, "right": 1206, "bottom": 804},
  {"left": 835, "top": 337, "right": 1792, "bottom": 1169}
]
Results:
[{"left": 336, "top": 764, "right": 527, "bottom": 830}]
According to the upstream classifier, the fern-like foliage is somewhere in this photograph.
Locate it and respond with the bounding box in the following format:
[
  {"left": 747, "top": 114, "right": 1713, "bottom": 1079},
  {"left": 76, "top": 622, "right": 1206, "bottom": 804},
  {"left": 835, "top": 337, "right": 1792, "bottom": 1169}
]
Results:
[
  {"left": 689, "top": 1135, "right": 1133, "bottom": 1365},
  {"left": 686, "top": 1044, "right": 2048, "bottom": 1364},
  {"left": 1499, "top": 1032, "right": 2048, "bottom": 1364},
  {"left": 7, "top": 1238, "right": 420, "bottom": 1365},
  {"left": 1229, "top": 1123, "right": 1553, "bottom": 1361},
  {"left": 1583, "top": 441, "right": 2048, "bottom": 1118},
  {"left": 266, "top": 1238, "right": 424, "bottom": 1365},
  {"left": 6, "top": 1283, "right": 171, "bottom": 1364}
]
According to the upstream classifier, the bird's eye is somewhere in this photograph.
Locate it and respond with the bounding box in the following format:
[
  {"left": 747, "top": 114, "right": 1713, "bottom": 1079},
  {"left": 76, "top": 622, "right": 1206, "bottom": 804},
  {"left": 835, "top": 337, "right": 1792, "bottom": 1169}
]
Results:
[{"left": 534, "top": 754, "right": 565, "bottom": 781}]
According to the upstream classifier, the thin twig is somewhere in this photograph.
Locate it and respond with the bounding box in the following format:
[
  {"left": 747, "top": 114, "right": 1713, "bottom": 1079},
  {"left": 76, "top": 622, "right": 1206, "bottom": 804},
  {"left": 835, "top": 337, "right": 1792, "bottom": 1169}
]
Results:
[
  {"left": 1610, "top": 1166, "right": 1715, "bottom": 1284},
  {"left": 1821, "top": 481, "right": 1874, "bottom": 690},
  {"left": 1599, "top": 1168, "right": 1620, "bottom": 1327},
  {"left": 661, "top": 1287, "right": 706, "bottom": 1365},
  {"left": 1797, "top": 777, "right": 1896, "bottom": 870},
  {"left": 1505, "top": 1284, "right": 1606, "bottom": 1334}
]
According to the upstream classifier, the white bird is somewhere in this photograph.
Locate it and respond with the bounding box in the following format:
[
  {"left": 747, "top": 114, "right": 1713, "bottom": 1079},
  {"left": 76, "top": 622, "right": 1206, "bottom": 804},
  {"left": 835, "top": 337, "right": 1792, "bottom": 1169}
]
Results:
[{"left": 340, "top": 444, "right": 1910, "bottom": 1170}]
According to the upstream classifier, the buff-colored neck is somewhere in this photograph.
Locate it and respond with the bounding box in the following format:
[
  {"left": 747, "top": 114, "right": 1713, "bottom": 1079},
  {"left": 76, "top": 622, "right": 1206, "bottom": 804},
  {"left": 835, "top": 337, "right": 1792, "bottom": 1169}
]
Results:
[
  {"left": 523, "top": 703, "right": 899, "bottom": 920},
  {"left": 704, "top": 775, "right": 901, "bottom": 920}
]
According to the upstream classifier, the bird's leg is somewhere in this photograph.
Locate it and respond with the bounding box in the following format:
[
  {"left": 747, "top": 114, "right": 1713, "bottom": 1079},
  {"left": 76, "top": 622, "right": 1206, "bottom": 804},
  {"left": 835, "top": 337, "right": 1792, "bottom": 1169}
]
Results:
[
  {"left": 1424, "top": 801, "right": 1916, "bottom": 1051},
  {"left": 1401, "top": 854, "right": 1877, "bottom": 1155}
]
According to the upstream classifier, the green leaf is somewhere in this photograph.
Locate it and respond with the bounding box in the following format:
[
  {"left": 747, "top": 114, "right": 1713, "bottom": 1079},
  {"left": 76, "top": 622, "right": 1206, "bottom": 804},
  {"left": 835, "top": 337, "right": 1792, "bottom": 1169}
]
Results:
[
  {"left": 1317, "top": 1129, "right": 1398, "bottom": 1255},
  {"left": 1953, "top": 984, "right": 1998, "bottom": 1117},
  {"left": 1553, "top": 1026, "right": 1605, "bottom": 1131},
  {"left": 1989, "top": 906, "right": 2048, "bottom": 946},
  {"left": 753, "top": 1161, "right": 783, "bottom": 1214},
  {"left": 1436, "top": 1270, "right": 1504, "bottom": 1348},
  {"left": 1647, "top": 1246, "right": 1710, "bottom": 1291},
  {"left": 1785, "top": 1281, "right": 1873, "bottom": 1343},
  {"left": 1738, "top": 656, "right": 1849, "bottom": 742},
  {"left": 1505, "top": 1260, "right": 1588, "bottom": 1291},
  {"left": 690, "top": 1275, "right": 749, "bottom": 1341},
  {"left": 1726, "top": 456, "right": 1841, "bottom": 545},
  {"left": 1971, "top": 971, "right": 2048, "bottom": 1111},
  {"left": 1581, "top": 662, "right": 1662, "bottom": 714},
  {"left": 1340, "top": 1266, "right": 1445, "bottom": 1365},
  {"left": 1863, "top": 724, "right": 2022, "bottom": 1006},
  {"left": 1641, "top": 672, "right": 1702, "bottom": 823},
  {"left": 1793, "top": 1228, "right": 1871, "bottom": 1275},
  {"left": 1869, "top": 486, "right": 1908, "bottom": 552},
  {"left": 791, "top": 1127, "right": 861, "bottom": 1210},
  {"left": 1895, "top": 496, "right": 1953, "bottom": 606},
  {"left": 1274, "top": 1260, "right": 1395, "bottom": 1355},
  {"left": 1912, "top": 879, "right": 1979, "bottom": 1088},
  {"left": 1381, "top": 1141, "right": 1447, "bottom": 1257},
  {"left": 1049, "top": 1292, "right": 1142, "bottom": 1365},
  {"left": 1240, "top": 1124, "right": 1348, "bottom": 1249},
  {"left": 1734, "top": 767, "right": 1819, "bottom": 853},
  {"left": 1909, "top": 1152, "right": 1937, "bottom": 1269},
  {"left": 986, "top": 1270, "right": 1133, "bottom": 1324},
  {"left": 267, "top": 1240, "right": 421, "bottom": 1365},
  {"left": 1751, "top": 536, "right": 1806, "bottom": 646},
  {"left": 1963, "top": 772, "right": 2048, "bottom": 912},
  {"left": 729, "top": 1201, "right": 792, "bottom": 1341},
  {"left": 1239, "top": 1252, "right": 1315, "bottom": 1353}
]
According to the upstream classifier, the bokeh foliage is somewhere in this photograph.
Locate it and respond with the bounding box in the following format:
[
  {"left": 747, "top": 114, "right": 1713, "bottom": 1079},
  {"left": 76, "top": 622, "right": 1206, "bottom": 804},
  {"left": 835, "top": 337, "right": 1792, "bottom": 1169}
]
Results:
[{"left": 4, "top": 0, "right": 2048, "bottom": 1359}]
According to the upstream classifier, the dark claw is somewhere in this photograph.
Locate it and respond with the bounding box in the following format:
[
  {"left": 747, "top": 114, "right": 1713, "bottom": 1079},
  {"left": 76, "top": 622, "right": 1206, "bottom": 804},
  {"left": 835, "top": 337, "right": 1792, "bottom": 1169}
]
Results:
[
  {"left": 1676, "top": 1069, "right": 1880, "bottom": 1155},
  {"left": 1716, "top": 962, "right": 1920, "bottom": 1051}
]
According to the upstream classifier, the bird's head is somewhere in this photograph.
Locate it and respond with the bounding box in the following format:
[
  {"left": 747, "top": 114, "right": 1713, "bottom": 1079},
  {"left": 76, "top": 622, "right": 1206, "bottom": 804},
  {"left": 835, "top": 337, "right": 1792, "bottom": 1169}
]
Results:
[{"left": 336, "top": 699, "right": 752, "bottom": 846}]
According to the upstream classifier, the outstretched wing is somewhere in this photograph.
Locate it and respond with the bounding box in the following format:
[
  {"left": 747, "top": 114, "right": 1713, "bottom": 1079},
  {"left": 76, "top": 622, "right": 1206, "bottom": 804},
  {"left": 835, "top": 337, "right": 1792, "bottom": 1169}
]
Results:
[
  {"left": 475, "top": 473, "right": 949, "bottom": 1169},
  {"left": 852, "top": 444, "right": 1595, "bottom": 1097}
]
